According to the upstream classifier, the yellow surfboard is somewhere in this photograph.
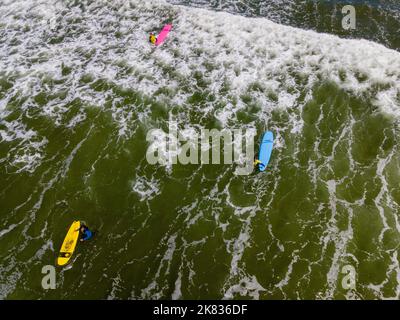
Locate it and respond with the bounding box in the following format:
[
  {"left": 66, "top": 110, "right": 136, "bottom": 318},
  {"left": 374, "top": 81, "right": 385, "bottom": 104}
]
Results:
[{"left": 57, "top": 221, "right": 81, "bottom": 266}]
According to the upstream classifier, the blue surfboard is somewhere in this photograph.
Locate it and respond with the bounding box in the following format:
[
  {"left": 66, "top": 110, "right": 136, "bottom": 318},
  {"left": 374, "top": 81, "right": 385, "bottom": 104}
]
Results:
[{"left": 258, "top": 131, "right": 274, "bottom": 172}]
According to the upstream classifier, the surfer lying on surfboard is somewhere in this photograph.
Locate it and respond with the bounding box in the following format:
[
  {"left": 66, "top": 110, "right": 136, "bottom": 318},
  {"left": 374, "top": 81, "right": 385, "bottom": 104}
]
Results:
[{"left": 149, "top": 24, "right": 172, "bottom": 46}]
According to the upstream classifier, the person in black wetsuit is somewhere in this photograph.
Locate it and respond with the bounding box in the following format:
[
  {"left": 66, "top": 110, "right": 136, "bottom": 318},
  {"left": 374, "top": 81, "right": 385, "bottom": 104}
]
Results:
[
  {"left": 79, "top": 224, "right": 93, "bottom": 242},
  {"left": 149, "top": 33, "right": 157, "bottom": 44},
  {"left": 253, "top": 155, "right": 263, "bottom": 171}
]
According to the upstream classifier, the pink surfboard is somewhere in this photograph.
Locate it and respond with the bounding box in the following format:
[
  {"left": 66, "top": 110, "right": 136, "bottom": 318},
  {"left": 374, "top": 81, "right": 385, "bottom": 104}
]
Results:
[{"left": 155, "top": 24, "right": 172, "bottom": 46}]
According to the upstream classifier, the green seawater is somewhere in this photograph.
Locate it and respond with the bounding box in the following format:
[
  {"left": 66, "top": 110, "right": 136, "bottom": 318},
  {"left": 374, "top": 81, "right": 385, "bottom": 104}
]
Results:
[{"left": 0, "top": 0, "right": 399, "bottom": 299}]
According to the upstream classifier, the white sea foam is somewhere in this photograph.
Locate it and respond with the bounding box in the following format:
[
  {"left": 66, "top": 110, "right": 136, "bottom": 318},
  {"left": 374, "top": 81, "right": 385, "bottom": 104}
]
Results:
[
  {"left": 0, "top": 223, "right": 18, "bottom": 239},
  {"left": 0, "top": 0, "right": 398, "bottom": 130},
  {"left": 171, "top": 270, "right": 182, "bottom": 299},
  {"left": 140, "top": 233, "right": 177, "bottom": 299},
  {"left": 131, "top": 175, "right": 161, "bottom": 201},
  {"left": 223, "top": 275, "right": 266, "bottom": 300}
]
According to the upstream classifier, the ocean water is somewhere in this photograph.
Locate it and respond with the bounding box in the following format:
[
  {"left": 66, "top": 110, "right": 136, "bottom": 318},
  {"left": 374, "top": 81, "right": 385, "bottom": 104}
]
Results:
[{"left": 0, "top": 0, "right": 399, "bottom": 299}]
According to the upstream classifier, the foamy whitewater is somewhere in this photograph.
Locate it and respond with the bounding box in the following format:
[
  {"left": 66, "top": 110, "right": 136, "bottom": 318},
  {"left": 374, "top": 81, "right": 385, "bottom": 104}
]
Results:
[{"left": 0, "top": 0, "right": 399, "bottom": 299}]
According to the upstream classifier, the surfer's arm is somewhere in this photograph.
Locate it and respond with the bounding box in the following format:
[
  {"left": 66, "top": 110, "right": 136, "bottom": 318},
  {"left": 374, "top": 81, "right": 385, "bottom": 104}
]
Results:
[{"left": 81, "top": 234, "right": 89, "bottom": 241}]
